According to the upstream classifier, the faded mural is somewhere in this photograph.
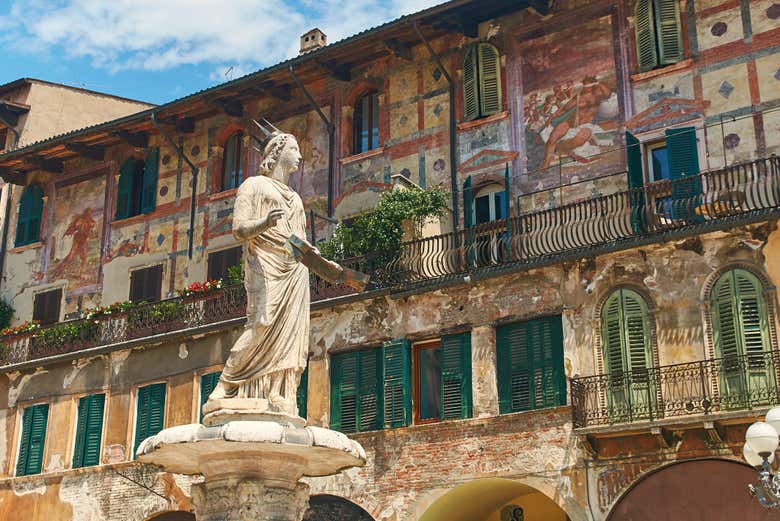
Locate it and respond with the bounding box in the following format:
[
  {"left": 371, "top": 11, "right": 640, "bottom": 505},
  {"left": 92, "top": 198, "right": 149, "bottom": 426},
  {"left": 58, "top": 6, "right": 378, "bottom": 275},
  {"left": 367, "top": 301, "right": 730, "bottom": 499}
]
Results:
[
  {"left": 49, "top": 178, "right": 105, "bottom": 287},
  {"left": 521, "top": 17, "right": 622, "bottom": 184}
]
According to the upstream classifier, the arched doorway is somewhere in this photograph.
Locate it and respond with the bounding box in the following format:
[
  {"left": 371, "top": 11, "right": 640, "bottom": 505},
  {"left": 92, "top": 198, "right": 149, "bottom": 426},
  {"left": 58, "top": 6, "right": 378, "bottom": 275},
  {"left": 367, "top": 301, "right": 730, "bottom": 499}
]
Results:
[
  {"left": 146, "top": 512, "right": 195, "bottom": 521},
  {"left": 303, "top": 495, "right": 374, "bottom": 521},
  {"left": 607, "top": 459, "right": 775, "bottom": 520},
  {"left": 420, "top": 478, "right": 571, "bottom": 521}
]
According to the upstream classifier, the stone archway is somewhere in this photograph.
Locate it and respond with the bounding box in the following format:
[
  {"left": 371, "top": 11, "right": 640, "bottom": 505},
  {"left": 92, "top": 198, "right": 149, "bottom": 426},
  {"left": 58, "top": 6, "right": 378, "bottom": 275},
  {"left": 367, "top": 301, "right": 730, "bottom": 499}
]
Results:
[
  {"left": 420, "top": 478, "right": 571, "bottom": 521},
  {"left": 146, "top": 512, "right": 195, "bottom": 521},
  {"left": 607, "top": 459, "right": 774, "bottom": 520},
  {"left": 303, "top": 494, "right": 374, "bottom": 521}
]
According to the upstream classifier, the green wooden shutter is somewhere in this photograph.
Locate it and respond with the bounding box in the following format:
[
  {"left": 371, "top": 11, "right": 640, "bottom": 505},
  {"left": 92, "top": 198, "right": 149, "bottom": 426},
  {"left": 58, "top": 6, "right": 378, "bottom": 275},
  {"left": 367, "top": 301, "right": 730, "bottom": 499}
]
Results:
[
  {"left": 141, "top": 148, "right": 159, "bottom": 214},
  {"left": 654, "top": 0, "right": 683, "bottom": 65},
  {"left": 463, "top": 46, "right": 479, "bottom": 122},
  {"left": 712, "top": 273, "right": 740, "bottom": 360},
  {"left": 297, "top": 365, "right": 308, "bottom": 420},
  {"left": 358, "top": 349, "right": 382, "bottom": 431},
  {"left": 497, "top": 317, "right": 565, "bottom": 414},
  {"left": 626, "top": 132, "right": 646, "bottom": 233},
  {"left": 200, "top": 371, "right": 221, "bottom": 421},
  {"left": 666, "top": 127, "right": 701, "bottom": 221},
  {"left": 73, "top": 394, "right": 105, "bottom": 468},
  {"left": 463, "top": 176, "right": 474, "bottom": 228},
  {"left": 478, "top": 43, "right": 502, "bottom": 117},
  {"left": 441, "top": 332, "right": 473, "bottom": 420},
  {"left": 635, "top": 0, "right": 659, "bottom": 72},
  {"left": 116, "top": 158, "right": 135, "bottom": 220},
  {"left": 134, "top": 383, "right": 165, "bottom": 457},
  {"left": 383, "top": 339, "right": 411, "bottom": 428},
  {"left": 330, "top": 352, "right": 357, "bottom": 433},
  {"left": 15, "top": 185, "right": 43, "bottom": 247},
  {"left": 603, "top": 292, "right": 627, "bottom": 374},
  {"left": 622, "top": 291, "right": 652, "bottom": 373},
  {"left": 734, "top": 270, "right": 770, "bottom": 356},
  {"left": 17, "top": 403, "right": 48, "bottom": 476}
]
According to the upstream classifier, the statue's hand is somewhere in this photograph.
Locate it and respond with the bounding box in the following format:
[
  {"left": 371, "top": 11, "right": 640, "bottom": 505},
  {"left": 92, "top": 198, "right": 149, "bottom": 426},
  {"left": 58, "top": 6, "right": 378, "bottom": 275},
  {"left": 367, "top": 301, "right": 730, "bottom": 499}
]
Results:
[{"left": 261, "top": 208, "right": 285, "bottom": 230}]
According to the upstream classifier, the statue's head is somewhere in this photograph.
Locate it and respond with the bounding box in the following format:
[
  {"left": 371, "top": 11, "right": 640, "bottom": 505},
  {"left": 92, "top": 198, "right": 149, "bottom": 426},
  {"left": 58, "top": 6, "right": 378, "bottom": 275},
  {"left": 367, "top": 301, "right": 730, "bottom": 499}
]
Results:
[{"left": 259, "top": 133, "right": 301, "bottom": 181}]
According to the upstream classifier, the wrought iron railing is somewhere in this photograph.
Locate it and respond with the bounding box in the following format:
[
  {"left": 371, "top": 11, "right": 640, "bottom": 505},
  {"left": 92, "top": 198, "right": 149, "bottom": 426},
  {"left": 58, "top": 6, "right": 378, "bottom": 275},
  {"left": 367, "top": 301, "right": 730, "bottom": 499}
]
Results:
[
  {"left": 570, "top": 351, "right": 780, "bottom": 428},
  {"left": 1, "top": 156, "right": 779, "bottom": 366}
]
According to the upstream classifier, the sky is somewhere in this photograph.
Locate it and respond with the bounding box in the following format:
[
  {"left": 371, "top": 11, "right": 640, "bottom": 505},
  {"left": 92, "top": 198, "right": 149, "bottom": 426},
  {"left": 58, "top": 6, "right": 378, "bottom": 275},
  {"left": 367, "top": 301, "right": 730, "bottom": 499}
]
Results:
[{"left": 0, "top": 0, "right": 441, "bottom": 105}]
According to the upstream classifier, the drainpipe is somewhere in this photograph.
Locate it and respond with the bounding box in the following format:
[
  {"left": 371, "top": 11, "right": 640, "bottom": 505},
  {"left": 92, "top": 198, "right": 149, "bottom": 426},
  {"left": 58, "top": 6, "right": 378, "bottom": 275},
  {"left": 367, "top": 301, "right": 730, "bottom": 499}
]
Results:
[
  {"left": 0, "top": 129, "right": 20, "bottom": 293},
  {"left": 411, "top": 21, "right": 460, "bottom": 229},
  {"left": 150, "top": 113, "right": 199, "bottom": 259},
  {"left": 289, "top": 64, "right": 335, "bottom": 217}
]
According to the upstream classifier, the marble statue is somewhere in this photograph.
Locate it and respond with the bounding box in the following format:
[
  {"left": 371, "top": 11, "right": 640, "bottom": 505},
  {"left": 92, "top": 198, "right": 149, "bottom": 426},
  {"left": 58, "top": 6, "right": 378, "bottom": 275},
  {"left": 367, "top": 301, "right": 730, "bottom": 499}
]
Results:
[{"left": 205, "top": 121, "right": 366, "bottom": 420}]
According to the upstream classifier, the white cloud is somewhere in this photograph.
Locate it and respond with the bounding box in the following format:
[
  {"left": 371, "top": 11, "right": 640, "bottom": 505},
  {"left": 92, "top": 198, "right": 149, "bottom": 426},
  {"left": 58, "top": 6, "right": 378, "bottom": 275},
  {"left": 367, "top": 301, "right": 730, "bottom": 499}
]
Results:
[{"left": 1, "top": 0, "right": 441, "bottom": 79}]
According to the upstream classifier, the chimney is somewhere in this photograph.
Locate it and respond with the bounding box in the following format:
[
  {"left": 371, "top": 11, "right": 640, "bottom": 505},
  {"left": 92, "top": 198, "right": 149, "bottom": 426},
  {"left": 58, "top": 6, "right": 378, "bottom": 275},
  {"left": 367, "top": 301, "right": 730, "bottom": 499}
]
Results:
[{"left": 300, "top": 28, "right": 327, "bottom": 55}]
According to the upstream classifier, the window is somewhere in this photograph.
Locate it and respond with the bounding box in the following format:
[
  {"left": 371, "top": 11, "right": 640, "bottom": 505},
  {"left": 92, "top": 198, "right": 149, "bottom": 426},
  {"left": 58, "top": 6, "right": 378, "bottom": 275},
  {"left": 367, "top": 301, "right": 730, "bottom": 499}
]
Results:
[
  {"left": 33, "top": 288, "right": 62, "bottom": 326},
  {"left": 354, "top": 92, "right": 379, "bottom": 154},
  {"left": 134, "top": 383, "right": 166, "bottom": 457},
  {"left": 200, "top": 371, "right": 221, "bottom": 421},
  {"left": 463, "top": 43, "right": 502, "bottom": 122},
  {"left": 496, "top": 316, "right": 565, "bottom": 414},
  {"left": 15, "top": 184, "right": 44, "bottom": 247},
  {"left": 601, "top": 289, "right": 655, "bottom": 419},
  {"left": 221, "top": 132, "right": 244, "bottom": 191},
  {"left": 413, "top": 333, "right": 472, "bottom": 424},
  {"left": 116, "top": 148, "right": 159, "bottom": 220},
  {"left": 16, "top": 403, "right": 48, "bottom": 476},
  {"left": 625, "top": 127, "right": 701, "bottom": 227},
  {"left": 635, "top": 0, "right": 683, "bottom": 72},
  {"left": 129, "top": 265, "right": 163, "bottom": 303},
  {"left": 711, "top": 269, "right": 774, "bottom": 407},
  {"left": 297, "top": 364, "right": 308, "bottom": 419},
  {"left": 207, "top": 246, "right": 242, "bottom": 282},
  {"left": 472, "top": 185, "right": 507, "bottom": 225},
  {"left": 72, "top": 393, "right": 105, "bottom": 468},
  {"left": 330, "top": 348, "right": 383, "bottom": 434}
]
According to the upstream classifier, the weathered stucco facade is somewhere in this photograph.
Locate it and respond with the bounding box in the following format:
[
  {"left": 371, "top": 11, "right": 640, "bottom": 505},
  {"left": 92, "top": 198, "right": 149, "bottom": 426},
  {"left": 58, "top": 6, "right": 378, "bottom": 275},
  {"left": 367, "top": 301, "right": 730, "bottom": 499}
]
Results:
[{"left": 1, "top": 0, "right": 780, "bottom": 519}]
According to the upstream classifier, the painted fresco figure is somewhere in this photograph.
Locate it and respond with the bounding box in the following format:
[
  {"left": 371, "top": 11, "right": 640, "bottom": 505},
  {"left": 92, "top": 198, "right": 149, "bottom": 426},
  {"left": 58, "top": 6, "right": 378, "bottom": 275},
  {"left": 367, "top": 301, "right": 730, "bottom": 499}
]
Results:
[
  {"left": 540, "top": 76, "right": 613, "bottom": 169},
  {"left": 207, "top": 128, "right": 309, "bottom": 415}
]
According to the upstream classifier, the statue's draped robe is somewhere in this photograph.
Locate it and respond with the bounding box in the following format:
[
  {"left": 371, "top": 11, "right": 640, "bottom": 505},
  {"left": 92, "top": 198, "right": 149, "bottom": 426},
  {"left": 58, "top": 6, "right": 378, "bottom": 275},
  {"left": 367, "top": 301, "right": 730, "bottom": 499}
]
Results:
[{"left": 221, "top": 175, "right": 309, "bottom": 398}]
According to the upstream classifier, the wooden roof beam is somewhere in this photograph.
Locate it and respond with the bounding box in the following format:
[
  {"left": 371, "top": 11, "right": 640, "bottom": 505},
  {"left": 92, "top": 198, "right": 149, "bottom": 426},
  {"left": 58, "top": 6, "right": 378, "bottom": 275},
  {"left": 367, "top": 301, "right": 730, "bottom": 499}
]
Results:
[
  {"left": 112, "top": 130, "right": 149, "bottom": 148},
  {"left": 315, "top": 60, "right": 351, "bottom": 82},
  {"left": 212, "top": 98, "right": 244, "bottom": 118},
  {"left": 64, "top": 143, "right": 105, "bottom": 161},
  {"left": 383, "top": 39, "right": 413, "bottom": 61},
  {"left": 27, "top": 155, "right": 64, "bottom": 174},
  {"left": 436, "top": 14, "right": 479, "bottom": 38}
]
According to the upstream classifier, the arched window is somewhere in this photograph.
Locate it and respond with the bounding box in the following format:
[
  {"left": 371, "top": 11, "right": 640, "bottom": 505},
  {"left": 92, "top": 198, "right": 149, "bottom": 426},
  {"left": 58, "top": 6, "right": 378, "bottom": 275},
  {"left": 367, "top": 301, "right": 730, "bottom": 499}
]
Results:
[
  {"left": 463, "top": 43, "right": 502, "bottom": 122},
  {"left": 116, "top": 149, "right": 159, "bottom": 220},
  {"left": 710, "top": 269, "right": 773, "bottom": 406},
  {"left": 601, "top": 288, "right": 654, "bottom": 419},
  {"left": 15, "top": 184, "right": 44, "bottom": 247},
  {"left": 635, "top": 0, "right": 683, "bottom": 72},
  {"left": 221, "top": 132, "right": 244, "bottom": 191},
  {"left": 354, "top": 91, "right": 379, "bottom": 154}
]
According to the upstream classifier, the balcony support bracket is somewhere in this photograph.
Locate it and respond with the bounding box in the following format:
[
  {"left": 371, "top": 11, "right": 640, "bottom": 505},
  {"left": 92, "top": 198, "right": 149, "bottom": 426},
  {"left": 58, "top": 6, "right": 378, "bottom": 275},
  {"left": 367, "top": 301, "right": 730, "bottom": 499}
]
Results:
[
  {"left": 651, "top": 427, "right": 678, "bottom": 449},
  {"left": 703, "top": 420, "right": 726, "bottom": 445}
]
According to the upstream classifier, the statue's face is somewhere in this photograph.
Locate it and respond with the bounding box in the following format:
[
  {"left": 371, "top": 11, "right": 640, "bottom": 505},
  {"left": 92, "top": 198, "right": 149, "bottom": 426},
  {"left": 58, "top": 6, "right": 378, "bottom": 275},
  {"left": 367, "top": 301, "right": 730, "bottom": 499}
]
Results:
[{"left": 278, "top": 138, "right": 302, "bottom": 174}]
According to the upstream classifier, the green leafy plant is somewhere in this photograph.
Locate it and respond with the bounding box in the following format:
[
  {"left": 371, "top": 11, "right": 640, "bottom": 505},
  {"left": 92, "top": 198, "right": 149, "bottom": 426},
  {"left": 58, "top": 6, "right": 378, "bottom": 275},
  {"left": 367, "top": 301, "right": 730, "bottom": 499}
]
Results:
[
  {"left": 85, "top": 300, "right": 138, "bottom": 319},
  {"left": 228, "top": 262, "right": 244, "bottom": 285},
  {"left": 0, "top": 300, "right": 13, "bottom": 331},
  {"left": 38, "top": 319, "right": 100, "bottom": 345},
  {"left": 1, "top": 320, "right": 39, "bottom": 337},
  {"left": 318, "top": 186, "right": 448, "bottom": 260}
]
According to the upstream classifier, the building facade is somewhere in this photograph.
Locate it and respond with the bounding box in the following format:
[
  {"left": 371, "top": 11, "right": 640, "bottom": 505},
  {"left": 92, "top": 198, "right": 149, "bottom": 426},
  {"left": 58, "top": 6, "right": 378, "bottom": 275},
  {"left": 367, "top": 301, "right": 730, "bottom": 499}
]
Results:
[{"left": 0, "top": 0, "right": 779, "bottom": 519}]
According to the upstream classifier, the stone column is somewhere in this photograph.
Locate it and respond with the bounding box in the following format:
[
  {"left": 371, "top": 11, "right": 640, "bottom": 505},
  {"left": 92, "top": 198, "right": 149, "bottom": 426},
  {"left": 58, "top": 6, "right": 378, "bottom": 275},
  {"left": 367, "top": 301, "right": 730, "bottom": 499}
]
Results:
[
  {"left": 191, "top": 479, "right": 309, "bottom": 521},
  {"left": 471, "top": 324, "right": 499, "bottom": 417}
]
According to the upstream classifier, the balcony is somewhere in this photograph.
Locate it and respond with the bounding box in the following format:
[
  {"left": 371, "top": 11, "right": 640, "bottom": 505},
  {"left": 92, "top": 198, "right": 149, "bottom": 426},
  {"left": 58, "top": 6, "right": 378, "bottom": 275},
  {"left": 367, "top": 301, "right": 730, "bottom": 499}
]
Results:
[
  {"left": 2, "top": 156, "right": 779, "bottom": 367},
  {"left": 570, "top": 351, "right": 780, "bottom": 429}
]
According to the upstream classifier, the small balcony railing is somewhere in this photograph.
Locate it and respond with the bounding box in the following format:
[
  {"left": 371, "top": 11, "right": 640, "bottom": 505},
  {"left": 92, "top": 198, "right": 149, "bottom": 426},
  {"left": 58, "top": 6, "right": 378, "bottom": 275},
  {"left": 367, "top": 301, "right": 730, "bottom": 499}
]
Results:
[
  {"left": 570, "top": 351, "right": 780, "bottom": 429},
  {"left": 2, "top": 156, "right": 779, "bottom": 366}
]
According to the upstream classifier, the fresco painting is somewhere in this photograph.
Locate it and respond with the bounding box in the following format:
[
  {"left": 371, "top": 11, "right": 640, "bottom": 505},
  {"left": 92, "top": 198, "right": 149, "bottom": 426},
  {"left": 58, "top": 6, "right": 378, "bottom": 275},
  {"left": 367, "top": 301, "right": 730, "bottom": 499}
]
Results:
[
  {"left": 520, "top": 16, "right": 622, "bottom": 182},
  {"left": 49, "top": 180, "right": 104, "bottom": 287}
]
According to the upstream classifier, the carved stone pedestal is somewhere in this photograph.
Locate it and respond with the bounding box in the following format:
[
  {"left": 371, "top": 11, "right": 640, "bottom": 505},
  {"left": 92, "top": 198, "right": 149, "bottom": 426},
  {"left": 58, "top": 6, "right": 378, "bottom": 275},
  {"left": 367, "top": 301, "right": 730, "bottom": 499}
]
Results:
[{"left": 137, "top": 421, "right": 365, "bottom": 521}]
